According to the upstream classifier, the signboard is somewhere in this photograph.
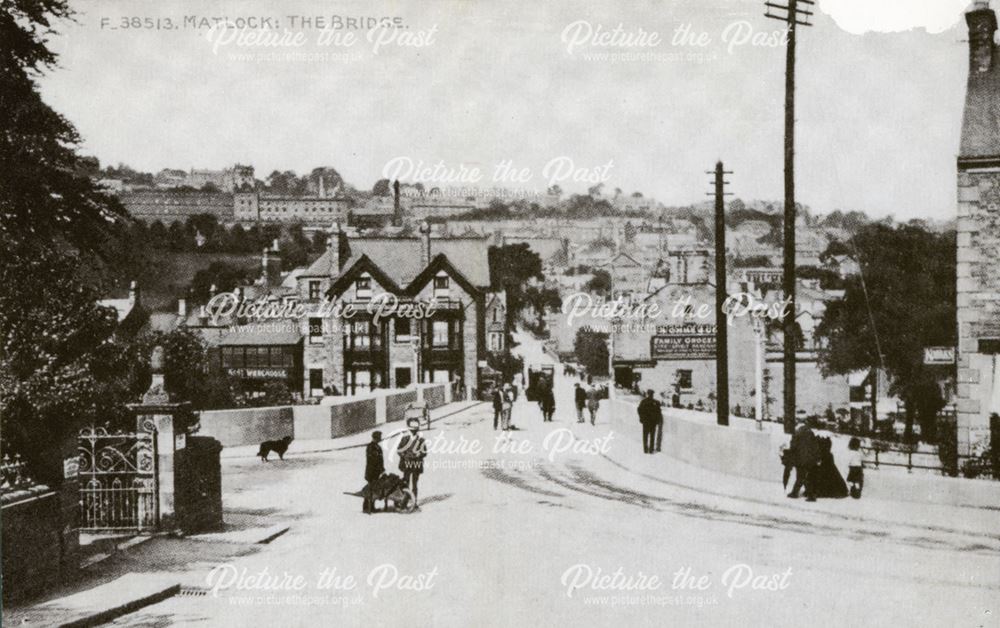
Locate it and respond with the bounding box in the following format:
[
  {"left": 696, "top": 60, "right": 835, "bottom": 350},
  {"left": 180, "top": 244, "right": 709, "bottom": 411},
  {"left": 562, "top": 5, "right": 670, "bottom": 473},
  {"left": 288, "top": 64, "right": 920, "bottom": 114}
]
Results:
[
  {"left": 226, "top": 367, "right": 290, "bottom": 379},
  {"left": 63, "top": 456, "right": 79, "bottom": 479},
  {"left": 923, "top": 346, "right": 955, "bottom": 365},
  {"left": 652, "top": 323, "right": 717, "bottom": 360}
]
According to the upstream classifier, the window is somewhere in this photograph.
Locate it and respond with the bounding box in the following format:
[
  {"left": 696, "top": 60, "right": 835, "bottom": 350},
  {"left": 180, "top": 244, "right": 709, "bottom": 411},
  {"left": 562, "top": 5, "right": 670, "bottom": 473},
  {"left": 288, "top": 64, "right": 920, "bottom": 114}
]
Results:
[
  {"left": 677, "top": 369, "right": 693, "bottom": 390},
  {"left": 256, "top": 347, "right": 269, "bottom": 367},
  {"left": 221, "top": 347, "right": 233, "bottom": 368},
  {"left": 350, "top": 369, "right": 371, "bottom": 394},
  {"left": 309, "top": 369, "right": 324, "bottom": 397},
  {"left": 432, "top": 320, "right": 450, "bottom": 348},
  {"left": 308, "top": 281, "right": 321, "bottom": 300},
  {"left": 356, "top": 276, "right": 372, "bottom": 301},
  {"left": 493, "top": 307, "right": 501, "bottom": 323},
  {"left": 395, "top": 317, "right": 411, "bottom": 341},
  {"left": 488, "top": 332, "right": 503, "bottom": 351},
  {"left": 353, "top": 321, "right": 371, "bottom": 348},
  {"left": 395, "top": 367, "right": 412, "bottom": 388},
  {"left": 309, "top": 317, "right": 323, "bottom": 343},
  {"left": 433, "top": 274, "right": 450, "bottom": 298}
]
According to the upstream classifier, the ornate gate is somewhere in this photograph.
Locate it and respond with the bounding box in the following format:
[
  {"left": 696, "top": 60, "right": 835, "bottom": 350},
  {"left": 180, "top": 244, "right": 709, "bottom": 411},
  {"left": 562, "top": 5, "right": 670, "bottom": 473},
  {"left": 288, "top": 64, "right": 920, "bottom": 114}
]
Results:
[{"left": 78, "top": 426, "right": 158, "bottom": 531}]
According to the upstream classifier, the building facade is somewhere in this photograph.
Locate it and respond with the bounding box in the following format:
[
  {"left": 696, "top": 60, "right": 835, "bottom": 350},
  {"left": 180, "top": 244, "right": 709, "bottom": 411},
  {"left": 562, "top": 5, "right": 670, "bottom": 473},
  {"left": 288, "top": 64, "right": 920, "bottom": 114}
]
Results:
[
  {"left": 295, "top": 226, "right": 500, "bottom": 398},
  {"left": 956, "top": 1, "right": 1000, "bottom": 454}
]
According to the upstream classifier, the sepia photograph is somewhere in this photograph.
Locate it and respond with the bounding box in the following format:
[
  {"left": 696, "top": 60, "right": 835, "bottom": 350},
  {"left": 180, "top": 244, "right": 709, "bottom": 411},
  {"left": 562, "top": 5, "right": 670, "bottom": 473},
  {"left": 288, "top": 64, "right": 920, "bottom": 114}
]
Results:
[{"left": 0, "top": 0, "right": 998, "bottom": 626}]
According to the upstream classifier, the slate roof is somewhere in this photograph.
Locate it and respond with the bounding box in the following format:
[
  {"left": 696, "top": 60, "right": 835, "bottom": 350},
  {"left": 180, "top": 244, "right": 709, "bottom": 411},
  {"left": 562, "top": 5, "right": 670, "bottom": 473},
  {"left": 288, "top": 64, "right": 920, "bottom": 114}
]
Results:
[{"left": 302, "top": 236, "right": 492, "bottom": 288}]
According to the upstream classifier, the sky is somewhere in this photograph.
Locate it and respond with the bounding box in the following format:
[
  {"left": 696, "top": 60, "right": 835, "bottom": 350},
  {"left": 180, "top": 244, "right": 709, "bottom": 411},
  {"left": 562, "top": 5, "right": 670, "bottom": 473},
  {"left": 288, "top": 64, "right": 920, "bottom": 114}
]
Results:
[{"left": 38, "top": 0, "right": 975, "bottom": 220}]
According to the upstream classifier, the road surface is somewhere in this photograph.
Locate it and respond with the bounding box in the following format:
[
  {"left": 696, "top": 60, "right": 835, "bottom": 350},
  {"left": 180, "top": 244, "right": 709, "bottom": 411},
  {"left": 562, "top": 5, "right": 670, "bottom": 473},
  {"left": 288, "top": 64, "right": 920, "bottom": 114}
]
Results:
[{"left": 108, "top": 332, "right": 999, "bottom": 627}]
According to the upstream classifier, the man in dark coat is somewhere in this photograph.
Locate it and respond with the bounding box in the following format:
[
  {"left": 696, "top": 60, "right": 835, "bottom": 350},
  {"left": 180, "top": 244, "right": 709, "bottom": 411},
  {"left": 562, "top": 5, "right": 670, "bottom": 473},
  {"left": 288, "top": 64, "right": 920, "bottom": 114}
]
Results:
[
  {"left": 540, "top": 384, "right": 556, "bottom": 422},
  {"left": 787, "top": 424, "right": 821, "bottom": 501},
  {"left": 492, "top": 386, "right": 503, "bottom": 430},
  {"left": 574, "top": 383, "right": 587, "bottom": 423},
  {"left": 363, "top": 431, "right": 385, "bottom": 513},
  {"left": 637, "top": 390, "right": 663, "bottom": 454}
]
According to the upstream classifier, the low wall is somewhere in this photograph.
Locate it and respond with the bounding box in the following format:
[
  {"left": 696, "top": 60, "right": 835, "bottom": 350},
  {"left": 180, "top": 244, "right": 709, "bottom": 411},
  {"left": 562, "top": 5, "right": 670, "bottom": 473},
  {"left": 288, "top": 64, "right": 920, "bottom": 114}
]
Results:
[
  {"left": 660, "top": 409, "right": 781, "bottom": 482},
  {"left": 386, "top": 389, "right": 418, "bottom": 423},
  {"left": 612, "top": 398, "right": 1000, "bottom": 509},
  {"left": 422, "top": 384, "right": 446, "bottom": 409},
  {"left": 200, "top": 384, "right": 452, "bottom": 447},
  {"left": 2, "top": 488, "right": 62, "bottom": 603},
  {"left": 331, "top": 397, "right": 377, "bottom": 436},
  {"left": 198, "top": 406, "right": 294, "bottom": 448}
]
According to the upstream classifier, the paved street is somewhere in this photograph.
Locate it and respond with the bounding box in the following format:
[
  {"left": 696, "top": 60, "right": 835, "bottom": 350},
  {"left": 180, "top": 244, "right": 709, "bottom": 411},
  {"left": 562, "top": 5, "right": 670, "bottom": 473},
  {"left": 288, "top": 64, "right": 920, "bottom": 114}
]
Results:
[{"left": 82, "top": 331, "right": 999, "bottom": 627}]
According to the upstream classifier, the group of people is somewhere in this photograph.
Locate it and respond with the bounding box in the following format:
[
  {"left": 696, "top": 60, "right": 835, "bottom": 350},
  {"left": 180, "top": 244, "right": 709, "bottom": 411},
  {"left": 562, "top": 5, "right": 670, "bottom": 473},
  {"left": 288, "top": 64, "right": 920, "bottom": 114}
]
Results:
[
  {"left": 782, "top": 425, "right": 864, "bottom": 501},
  {"left": 363, "top": 417, "right": 428, "bottom": 513},
  {"left": 573, "top": 382, "right": 601, "bottom": 425},
  {"left": 491, "top": 382, "right": 518, "bottom": 430}
]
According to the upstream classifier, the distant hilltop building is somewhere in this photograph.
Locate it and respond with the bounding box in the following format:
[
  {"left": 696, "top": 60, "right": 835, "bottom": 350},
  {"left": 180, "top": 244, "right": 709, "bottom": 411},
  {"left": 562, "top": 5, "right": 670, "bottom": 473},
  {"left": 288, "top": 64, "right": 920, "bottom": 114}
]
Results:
[
  {"left": 154, "top": 164, "right": 255, "bottom": 192},
  {"left": 955, "top": 0, "right": 1000, "bottom": 455}
]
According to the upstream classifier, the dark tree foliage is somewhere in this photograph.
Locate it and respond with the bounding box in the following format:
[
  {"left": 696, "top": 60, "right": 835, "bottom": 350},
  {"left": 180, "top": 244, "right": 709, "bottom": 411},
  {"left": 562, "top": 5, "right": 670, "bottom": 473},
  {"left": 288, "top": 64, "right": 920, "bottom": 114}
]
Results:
[
  {"left": 574, "top": 328, "right": 609, "bottom": 377},
  {"left": 815, "top": 223, "right": 955, "bottom": 441}
]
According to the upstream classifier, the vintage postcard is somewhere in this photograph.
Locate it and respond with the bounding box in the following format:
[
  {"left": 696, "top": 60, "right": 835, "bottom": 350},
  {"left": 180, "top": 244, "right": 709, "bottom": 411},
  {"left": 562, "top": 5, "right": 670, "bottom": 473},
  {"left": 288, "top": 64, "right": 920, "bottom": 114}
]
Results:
[{"left": 1, "top": 0, "right": 997, "bottom": 626}]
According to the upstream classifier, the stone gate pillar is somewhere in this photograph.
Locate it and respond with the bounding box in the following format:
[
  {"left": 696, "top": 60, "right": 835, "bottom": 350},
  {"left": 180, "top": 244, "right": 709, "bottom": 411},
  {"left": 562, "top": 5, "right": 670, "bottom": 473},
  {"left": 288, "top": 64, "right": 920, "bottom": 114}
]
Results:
[{"left": 128, "top": 346, "right": 193, "bottom": 531}]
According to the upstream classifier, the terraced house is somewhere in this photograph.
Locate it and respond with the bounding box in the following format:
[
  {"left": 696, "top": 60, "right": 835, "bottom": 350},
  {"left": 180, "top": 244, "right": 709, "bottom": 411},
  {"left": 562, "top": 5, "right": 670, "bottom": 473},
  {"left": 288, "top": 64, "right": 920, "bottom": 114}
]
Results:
[{"left": 296, "top": 223, "right": 504, "bottom": 398}]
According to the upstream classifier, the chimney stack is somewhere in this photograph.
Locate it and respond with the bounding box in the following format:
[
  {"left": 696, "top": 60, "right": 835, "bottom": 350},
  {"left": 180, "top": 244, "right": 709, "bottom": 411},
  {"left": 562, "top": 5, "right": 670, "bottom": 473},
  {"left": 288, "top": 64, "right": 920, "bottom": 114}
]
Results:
[
  {"left": 419, "top": 220, "right": 432, "bottom": 267},
  {"left": 967, "top": 2, "right": 998, "bottom": 75},
  {"left": 177, "top": 298, "right": 187, "bottom": 317},
  {"left": 128, "top": 280, "right": 139, "bottom": 307},
  {"left": 327, "top": 221, "right": 343, "bottom": 276}
]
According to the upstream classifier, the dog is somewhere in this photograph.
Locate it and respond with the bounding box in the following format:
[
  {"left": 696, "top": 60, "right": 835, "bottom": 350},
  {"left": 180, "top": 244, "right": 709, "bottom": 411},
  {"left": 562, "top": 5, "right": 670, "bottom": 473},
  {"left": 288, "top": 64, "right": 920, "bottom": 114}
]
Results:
[{"left": 258, "top": 436, "right": 293, "bottom": 462}]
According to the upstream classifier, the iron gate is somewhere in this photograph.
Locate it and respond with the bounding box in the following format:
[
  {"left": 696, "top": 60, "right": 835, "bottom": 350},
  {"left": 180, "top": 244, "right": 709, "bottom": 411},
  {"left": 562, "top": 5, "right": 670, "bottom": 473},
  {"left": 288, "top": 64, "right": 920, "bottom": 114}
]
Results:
[{"left": 78, "top": 426, "right": 158, "bottom": 531}]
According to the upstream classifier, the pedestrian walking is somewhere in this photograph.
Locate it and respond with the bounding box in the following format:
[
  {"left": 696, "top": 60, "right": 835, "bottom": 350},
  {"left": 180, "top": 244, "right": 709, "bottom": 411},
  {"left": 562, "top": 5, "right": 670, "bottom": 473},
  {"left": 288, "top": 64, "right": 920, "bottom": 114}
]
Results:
[
  {"left": 501, "top": 383, "right": 514, "bottom": 430},
  {"left": 653, "top": 392, "right": 665, "bottom": 452},
  {"left": 540, "top": 383, "right": 556, "bottom": 422},
  {"left": 398, "top": 418, "right": 427, "bottom": 508},
  {"left": 586, "top": 384, "right": 600, "bottom": 425},
  {"left": 637, "top": 390, "right": 662, "bottom": 454},
  {"left": 492, "top": 385, "right": 503, "bottom": 430},
  {"left": 363, "top": 430, "right": 385, "bottom": 514},
  {"left": 573, "top": 383, "right": 587, "bottom": 423},
  {"left": 846, "top": 437, "right": 864, "bottom": 499}
]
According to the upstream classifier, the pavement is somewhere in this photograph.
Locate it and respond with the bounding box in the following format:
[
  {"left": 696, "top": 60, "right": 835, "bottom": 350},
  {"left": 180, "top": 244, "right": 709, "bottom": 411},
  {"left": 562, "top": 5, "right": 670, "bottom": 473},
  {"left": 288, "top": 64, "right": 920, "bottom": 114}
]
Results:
[{"left": 4, "top": 332, "right": 998, "bottom": 626}]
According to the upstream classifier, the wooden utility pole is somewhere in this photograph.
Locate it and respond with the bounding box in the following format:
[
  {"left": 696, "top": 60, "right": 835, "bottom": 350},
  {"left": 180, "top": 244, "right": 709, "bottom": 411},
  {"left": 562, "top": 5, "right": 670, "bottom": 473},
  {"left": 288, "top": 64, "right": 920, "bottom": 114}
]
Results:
[
  {"left": 709, "top": 162, "right": 732, "bottom": 426},
  {"left": 766, "top": 0, "right": 813, "bottom": 434}
]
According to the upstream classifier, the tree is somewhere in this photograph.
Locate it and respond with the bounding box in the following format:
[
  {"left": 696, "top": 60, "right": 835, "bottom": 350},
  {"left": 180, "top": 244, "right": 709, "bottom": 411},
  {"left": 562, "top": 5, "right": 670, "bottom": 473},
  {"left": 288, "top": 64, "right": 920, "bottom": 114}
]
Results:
[
  {"left": 815, "top": 223, "right": 955, "bottom": 441},
  {"left": 372, "top": 178, "right": 392, "bottom": 196},
  {"left": 546, "top": 184, "right": 563, "bottom": 199},
  {"left": 584, "top": 269, "right": 612, "bottom": 296},
  {"left": 0, "top": 0, "right": 127, "bottom": 256},
  {"left": 488, "top": 244, "right": 544, "bottom": 327},
  {"left": 574, "top": 328, "right": 609, "bottom": 377},
  {"left": 1, "top": 0, "right": 133, "bottom": 481}
]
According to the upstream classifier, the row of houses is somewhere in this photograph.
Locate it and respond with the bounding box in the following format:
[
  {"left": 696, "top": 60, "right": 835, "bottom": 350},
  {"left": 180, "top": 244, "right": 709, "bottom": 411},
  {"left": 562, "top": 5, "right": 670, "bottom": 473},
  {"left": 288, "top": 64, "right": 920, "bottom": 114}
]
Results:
[{"left": 116, "top": 224, "right": 508, "bottom": 400}]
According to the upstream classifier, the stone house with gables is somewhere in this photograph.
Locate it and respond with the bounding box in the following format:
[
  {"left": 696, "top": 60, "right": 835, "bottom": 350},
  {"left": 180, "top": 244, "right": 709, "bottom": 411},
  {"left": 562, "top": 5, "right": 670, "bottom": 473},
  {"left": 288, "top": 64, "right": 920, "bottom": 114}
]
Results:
[{"left": 295, "top": 223, "right": 501, "bottom": 398}]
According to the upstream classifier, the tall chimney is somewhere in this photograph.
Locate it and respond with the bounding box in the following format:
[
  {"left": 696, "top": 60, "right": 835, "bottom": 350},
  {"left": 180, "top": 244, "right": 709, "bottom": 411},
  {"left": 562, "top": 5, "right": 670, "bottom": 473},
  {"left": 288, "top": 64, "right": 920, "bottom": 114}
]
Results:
[
  {"left": 327, "top": 221, "right": 343, "bottom": 276},
  {"left": 393, "top": 180, "right": 402, "bottom": 227},
  {"left": 967, "top": 2, "right": 997, "bottom": 75},
  {"left": 419, "top": 220, "right": 431, "bottom": 267}
]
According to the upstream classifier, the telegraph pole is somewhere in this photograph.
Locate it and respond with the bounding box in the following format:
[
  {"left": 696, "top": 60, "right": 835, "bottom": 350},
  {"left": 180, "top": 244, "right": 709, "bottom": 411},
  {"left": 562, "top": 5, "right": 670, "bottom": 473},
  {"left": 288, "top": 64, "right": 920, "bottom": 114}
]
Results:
[
  {"left": 708, "top": 162, "right": 732, "bottom": 426},
  {"left": 766, "top": 0, "right": 813, "bottom": 434}
]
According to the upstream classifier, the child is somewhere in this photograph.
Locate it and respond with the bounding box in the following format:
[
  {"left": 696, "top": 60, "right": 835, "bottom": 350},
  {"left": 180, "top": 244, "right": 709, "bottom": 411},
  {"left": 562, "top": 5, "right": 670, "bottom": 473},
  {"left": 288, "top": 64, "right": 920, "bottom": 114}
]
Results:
[{"left": 847, "top": 437, "right": 864, "bottom": 499}]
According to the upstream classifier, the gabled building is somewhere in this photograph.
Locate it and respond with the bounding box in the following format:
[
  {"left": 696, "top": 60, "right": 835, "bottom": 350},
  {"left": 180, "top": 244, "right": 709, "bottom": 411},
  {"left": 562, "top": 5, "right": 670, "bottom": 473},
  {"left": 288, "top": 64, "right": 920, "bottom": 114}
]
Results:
[{"left": 295, "top": 223, "right": 501, "bottom": 398}]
